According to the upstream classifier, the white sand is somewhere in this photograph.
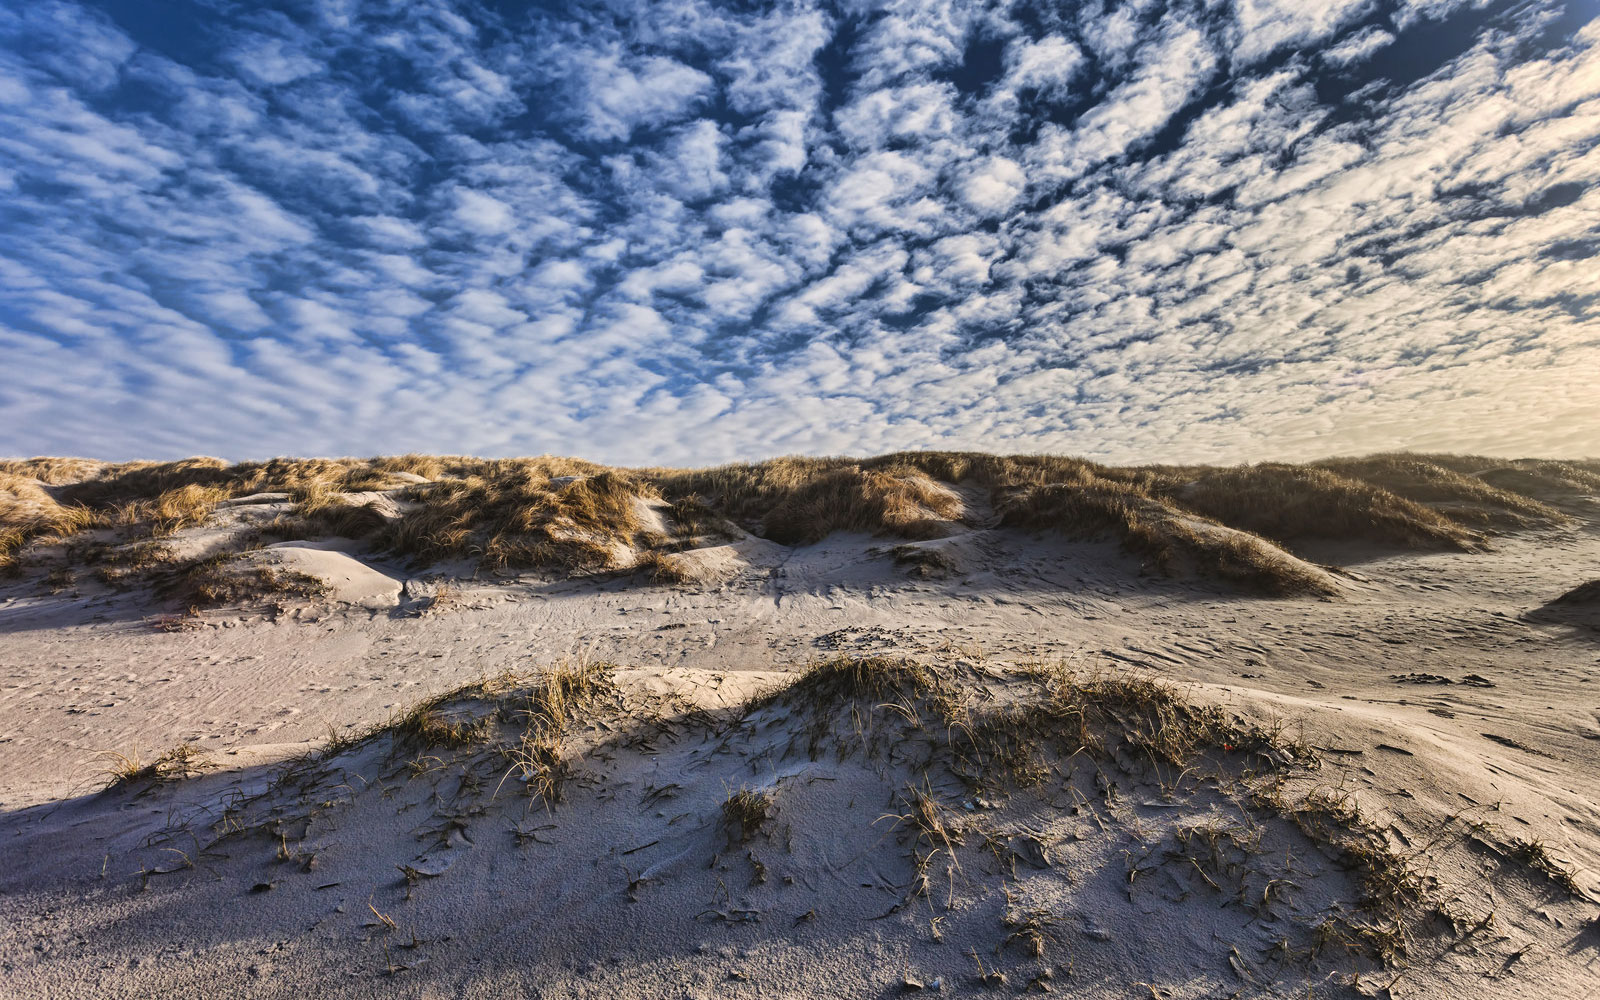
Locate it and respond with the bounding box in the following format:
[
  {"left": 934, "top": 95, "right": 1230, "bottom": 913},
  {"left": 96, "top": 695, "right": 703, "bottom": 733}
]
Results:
[{"left": 2, "top": 508, "right": 1598, "bottom": 998}]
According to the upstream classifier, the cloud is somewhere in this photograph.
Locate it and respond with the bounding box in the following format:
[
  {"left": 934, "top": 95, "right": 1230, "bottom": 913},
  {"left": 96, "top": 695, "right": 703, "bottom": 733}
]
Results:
[
  {"left": 1229, "top": 0, "right": 1374, "bottom": 65},
  {"left": 569, "top": 48, "right": 712, "bottom": 141},
  {"left": 1322, "top": 26, "right": 1396, "bottom": 67},
  {"left": 0, "top": 0, "right": 1596, "bottom": 468},
  {"left": 226, "top": 34, "right": 323, "bottom": 86},
  {"left": 451, "top": 188, "right": 515, "bottom": 235},
  {"left": 958, "top": 156, "right": 1026, "bottom": 215}
]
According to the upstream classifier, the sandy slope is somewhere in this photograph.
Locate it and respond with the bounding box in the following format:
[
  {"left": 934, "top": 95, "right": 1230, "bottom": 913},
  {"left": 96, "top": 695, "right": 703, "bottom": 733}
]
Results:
[{"left": 2, "top": 507, "right": 1598, "bottom": 998}]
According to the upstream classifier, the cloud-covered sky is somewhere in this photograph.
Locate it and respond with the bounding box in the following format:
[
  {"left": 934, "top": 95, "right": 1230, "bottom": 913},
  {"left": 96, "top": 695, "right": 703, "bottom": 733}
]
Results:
[{"left": 2, "top": 0, "right": 1597, "bottom": 465}]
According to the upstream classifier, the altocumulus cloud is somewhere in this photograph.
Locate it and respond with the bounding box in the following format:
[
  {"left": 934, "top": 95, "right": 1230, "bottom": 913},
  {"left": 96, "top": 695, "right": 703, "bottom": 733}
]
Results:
[{"left": 1, "top": 0, "right": 1597, "bottom": 465}]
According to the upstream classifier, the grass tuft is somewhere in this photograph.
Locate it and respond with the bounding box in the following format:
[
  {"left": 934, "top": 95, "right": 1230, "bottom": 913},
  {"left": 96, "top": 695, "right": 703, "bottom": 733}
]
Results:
[
  {"left": 721, "top": 787, "right": 775, "bottom": 845},
  {"left": 97, "top": 743, "right": 215, "bottom": 789}
]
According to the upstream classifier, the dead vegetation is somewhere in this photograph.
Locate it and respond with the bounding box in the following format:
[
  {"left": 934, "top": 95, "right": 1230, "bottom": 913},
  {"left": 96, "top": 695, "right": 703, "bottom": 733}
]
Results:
[
  {"left": 891, "top": 543, "right": 958, "bottom": 578},
  {"left": 1313, "top": 455, "right": 1560, "bottom": 528},
  {"left": 1170, "top": 464, "right": 1486, "bottom": 550},
  {"left": 155, "top": 555, "right": 328, "bottom": 611},
  {"left": 1259, "top": 784, "right": 1447, "bottom": 965},
  {"left": 651, "top": 459, "right": 962, "bottom": 544},
  {"left": 1506, "top": 837, "right": 1585, "bottom": 896},
  {"left": 380, "top": 466, "right": 656, "bottom": 572},
  {"left": 996, "top": 478, "right": 1337, "bottom": 595},
  {"left": 2, "top": 450, "right": 1586, "bottom": 594},
  {"left": 0, "top": 471, "right": 103, "bottom": 573},
  {"left": 304, "top": 662, "right": 621, "bottom": 808},
  {"left": 721, "top": 787, "right": 775, "bottom": 845},
  {"left": 97, "top": 742, "right": 216, "bottom": 790}
]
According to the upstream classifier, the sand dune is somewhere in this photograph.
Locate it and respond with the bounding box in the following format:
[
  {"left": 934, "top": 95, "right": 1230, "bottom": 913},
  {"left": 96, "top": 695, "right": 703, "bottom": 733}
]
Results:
[{"left": 1, "top": 453, "right": 1598, "bottom": 998}]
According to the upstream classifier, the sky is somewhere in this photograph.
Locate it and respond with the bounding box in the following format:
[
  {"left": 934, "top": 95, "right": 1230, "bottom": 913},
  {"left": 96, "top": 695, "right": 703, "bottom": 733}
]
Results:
[{"left": 1, "top": 0, "right": 1597, "bottom": 467}]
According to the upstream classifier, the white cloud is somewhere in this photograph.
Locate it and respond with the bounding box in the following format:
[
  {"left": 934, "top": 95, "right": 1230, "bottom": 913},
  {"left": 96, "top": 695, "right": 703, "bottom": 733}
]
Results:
[
  {"left": 572, "top": 49, "right": 712, "bottom": 141},
  {"left": 451, "top": 188, "right": 515, "bottom": 235},
  {"left": 0, "top": 0, "right": 1595, "bottom": 469},
  {"left": 226, "top": 34, "right": 322, "bottom": 86},
  {"left": 1031, "top": 20, "right": 1217, "bottom": 182},
  {"left": 959, "top": 156, "right": 1026, "bottom": 215},
  {"left": 1230, "top": 0, "right": 1374, "bottom": 66},
  {"left": 1322, "top": 26, "right": 1396, "bottom": 68},
  {"left": 1002, "top": 34, "right": 1085, "bottom": 100}
]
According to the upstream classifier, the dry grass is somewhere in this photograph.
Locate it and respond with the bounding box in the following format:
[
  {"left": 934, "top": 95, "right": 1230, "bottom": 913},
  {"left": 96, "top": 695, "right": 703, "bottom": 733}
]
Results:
[
  {"left": 274, "top": 485, "right": 394, "bottom": 541},
  {"left": 997, "top": 478, "right": 1337, "bottom": 595},
  {"left": 382, "top": 465, "right": 656, "bottom": 571},
  {"left": 1427, "top": 456, "right": 1600, "bottom": 499},
  {"left": 312, "top": 663, "right": 617, "bottom": 805},
  {"left": 156, "top": 554, "right": 328, "bottom": 610},
  {"left": 1240, "top": 782, "right": 1478, "bottom": 966},
  {"left": 113, "top": 484, "right": 232, "bottom": 537},
  {"left": 1170, "top": 464, "right": 1484, "bottom": 550},
  {"left": 497, "top": 662, "right": 617, "bottom": 802},
  {"left": 651, "top": 459, "right": 962, "bottom": 544},
  {"left": 0, "top": 472, "right": 104, "bottom": 572},
  {"left": 1315, "top": 454, "right": 1560, "bottom": 528},
  {"left": 721, "top": 786, "right": 775, "bottom": 845},
  {"left": 891, "top": 543, "right": 958, "bottom": 578},
  {"left": 750, "top": 657, "right": 1459, "bottom": 968},
  {"left": 759, "top": 655, "right": 1303, "bottom": 781},
  {"left": 5, "top": 450, "right": 1582, "bottom": 590},
  {"left": 0, "top": 456, "right": 109, "bottom": 485},
  {"left": 1506, "top": 837, "right": 1584, "bottom": 895},
  {"left": 97, "top": 742, "right": 215, "bottom": 789}
]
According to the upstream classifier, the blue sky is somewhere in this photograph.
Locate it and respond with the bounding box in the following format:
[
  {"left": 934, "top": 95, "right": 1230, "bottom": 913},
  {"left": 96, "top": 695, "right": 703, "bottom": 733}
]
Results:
[{"left": 1, "top": 0, "right": 1597, "bottom": 465}]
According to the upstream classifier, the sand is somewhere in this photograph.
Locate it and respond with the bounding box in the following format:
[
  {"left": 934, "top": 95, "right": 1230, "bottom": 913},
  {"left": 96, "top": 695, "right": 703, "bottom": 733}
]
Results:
[{"left": 2, "top": 495, "right": 1598, "bottom": 998}]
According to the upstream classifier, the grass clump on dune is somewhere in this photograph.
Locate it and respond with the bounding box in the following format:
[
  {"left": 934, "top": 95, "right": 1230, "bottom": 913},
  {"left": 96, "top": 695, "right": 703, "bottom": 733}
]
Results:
[
  {"left": 315, "top": 662, "right": 618, "bottom": 805},
  {"left": 1169, "top": 463, "right": 1484, "bottom": 551},
  {"left": 97, "top": 742, "right": 215, "bottom": 790},
  {"left": 997, "top": 476, "right": 1338, "bottom": 595},
  {"left": 1314, "top": 454, "right": 1560, "bottom": 528},
  {"left": 383, "top": 465, "right": 658, "bottom": 571},
  {"left": 1, "top": 449, "right": 1584, "bottom": 594},
  {"left": 0, "top": 472, "right": 103, "bottom": 573},
  {"left": 760, "top": 655, "right": 1306, "bottom": 777},
  {"left": 158, "top": 554, "right": 328, "bottom": 610},
  {"left": 112, "top": 483, "right": 233, "bottom": 537},
  {"left": 651, "top": 459, "right": 963, "bottom": 544},
  {"left": 0, "top": 457, "right": 110, "bottom": 485}
]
